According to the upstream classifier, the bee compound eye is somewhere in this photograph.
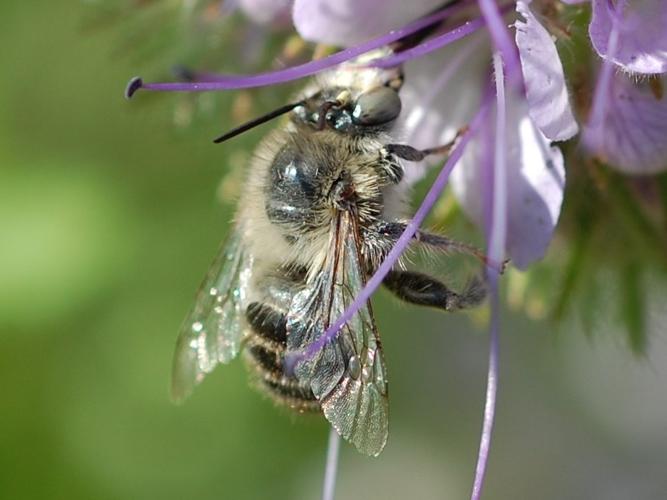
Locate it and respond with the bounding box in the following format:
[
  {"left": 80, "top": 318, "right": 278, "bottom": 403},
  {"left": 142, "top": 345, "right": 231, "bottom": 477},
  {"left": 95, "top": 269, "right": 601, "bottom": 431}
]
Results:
[{"left": 351, "top": 87, "right": 402, "bottom": 126}]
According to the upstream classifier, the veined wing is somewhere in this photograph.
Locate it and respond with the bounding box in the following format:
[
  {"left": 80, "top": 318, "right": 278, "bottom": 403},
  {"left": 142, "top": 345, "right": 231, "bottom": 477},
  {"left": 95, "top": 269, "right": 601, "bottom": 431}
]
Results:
[
  {"left": 171, "top": 227, "right": 253, "bottom": 402},
  {"left": 287, "top": 211, "right": 388, "bottom": 456}
]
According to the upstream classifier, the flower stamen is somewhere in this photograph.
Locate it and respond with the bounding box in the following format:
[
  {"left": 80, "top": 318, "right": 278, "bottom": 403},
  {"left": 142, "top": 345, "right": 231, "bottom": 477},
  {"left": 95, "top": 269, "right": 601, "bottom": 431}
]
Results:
[
  {"left": 125, "top": 0, "right": 472, "bottom": 98},
  {"left": 477, "top": 0, "right": 522, "bottom": 86},
  {"left": 470, "top": 50, "right": 507, "bottom": 500}
]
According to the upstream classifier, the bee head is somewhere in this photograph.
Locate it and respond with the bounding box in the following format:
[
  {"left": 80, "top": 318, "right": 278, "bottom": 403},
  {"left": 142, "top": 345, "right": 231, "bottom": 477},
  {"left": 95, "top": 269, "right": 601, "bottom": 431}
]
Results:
[
  {"left": 213, "top": 84, "right": 402, "bottom": 144},
  {"left": 294, "top": 85, "right": 402, "bottom": 134}
]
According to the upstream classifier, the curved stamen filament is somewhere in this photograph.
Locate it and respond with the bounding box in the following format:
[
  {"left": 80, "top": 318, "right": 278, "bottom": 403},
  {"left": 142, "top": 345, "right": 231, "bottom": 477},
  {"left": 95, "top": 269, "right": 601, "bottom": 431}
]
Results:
[
  {"left": 125, "top": 0, "right": 472, "bottom": 98},
  {"left": 372, "top": 3, "right": 514, "bottom": 69},
  {"left": 477, "top": 0, "right": 522, "bottom": 86},
  {"left": 470, "top": 50, "right": 507, "bottom": 500},
  {"left": 372, "top": 17, "right": 486, "bottom": 69}
]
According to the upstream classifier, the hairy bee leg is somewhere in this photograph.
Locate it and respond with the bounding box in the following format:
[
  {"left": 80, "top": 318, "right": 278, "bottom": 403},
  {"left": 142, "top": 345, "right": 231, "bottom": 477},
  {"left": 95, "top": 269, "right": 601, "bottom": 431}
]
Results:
[
  {"left": 383, "top": 270, "right": 487, "bottom": 311},
  {"left": 384, "top": 126, "right": 468, "bottom": 162},
  {"left": 377, "top": 221, "right": 507, "bottom": 273}
]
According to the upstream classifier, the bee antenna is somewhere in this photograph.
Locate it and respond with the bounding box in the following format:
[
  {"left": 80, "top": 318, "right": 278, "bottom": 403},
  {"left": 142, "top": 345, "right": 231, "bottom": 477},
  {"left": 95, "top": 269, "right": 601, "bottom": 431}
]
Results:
[{"left": 213, "top": 101, "right": 304, "bottom": 144}]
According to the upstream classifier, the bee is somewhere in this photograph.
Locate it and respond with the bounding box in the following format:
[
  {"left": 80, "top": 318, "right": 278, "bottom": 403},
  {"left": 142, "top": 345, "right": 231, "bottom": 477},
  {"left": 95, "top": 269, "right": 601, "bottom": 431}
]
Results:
[{"left": 171, "top": 50, "right": 487, "bottom": 457}]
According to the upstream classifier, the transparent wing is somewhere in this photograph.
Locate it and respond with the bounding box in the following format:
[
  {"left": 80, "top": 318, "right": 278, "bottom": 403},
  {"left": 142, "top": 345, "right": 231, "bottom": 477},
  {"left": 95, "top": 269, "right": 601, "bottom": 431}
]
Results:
[
  {"left": 171, "top": 227, "right": 252, "bottom": 402},
  {"left": 287, "top": 212, "right": 388, "bottom": 456}
]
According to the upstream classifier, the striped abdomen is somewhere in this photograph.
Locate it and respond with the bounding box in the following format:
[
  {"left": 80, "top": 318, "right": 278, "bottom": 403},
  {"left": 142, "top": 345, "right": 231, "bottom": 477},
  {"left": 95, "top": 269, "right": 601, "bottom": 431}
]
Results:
[{"left": 244, "top": 300, "right": 319, "bottom": 412}]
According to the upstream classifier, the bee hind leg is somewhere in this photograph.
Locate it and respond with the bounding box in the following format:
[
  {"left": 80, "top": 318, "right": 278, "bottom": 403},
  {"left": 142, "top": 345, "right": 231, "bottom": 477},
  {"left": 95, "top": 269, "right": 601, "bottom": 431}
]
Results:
[
  {"left": 383, "top": 270, "right": 486, "bottom": 312},
  {"left": 377, "top": 221, "right": 507, "bottom": 273}
]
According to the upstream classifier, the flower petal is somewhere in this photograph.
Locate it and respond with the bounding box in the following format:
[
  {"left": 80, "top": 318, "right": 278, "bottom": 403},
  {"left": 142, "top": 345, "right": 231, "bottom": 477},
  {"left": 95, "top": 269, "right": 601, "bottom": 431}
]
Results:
[
  {"left": 451, "top": 96, "right": 566, "bottom": 269},
  {"left": 399, "top": 33, "right": 489, "bottom": 185},
  {"left": 589, "top": 0, "right": 667, "bottom": 74},
  {"left": 292, "top": 0, "right": 445, "bottom": 47},
  {"left": 515, "top": 0, "right": 579, "bottom": 141},
  {"left": 584, "top": 73, "right": 667, "bottom": 174},
  {"left": 238, "top": 0, "right": 291, "bottom": 24}
]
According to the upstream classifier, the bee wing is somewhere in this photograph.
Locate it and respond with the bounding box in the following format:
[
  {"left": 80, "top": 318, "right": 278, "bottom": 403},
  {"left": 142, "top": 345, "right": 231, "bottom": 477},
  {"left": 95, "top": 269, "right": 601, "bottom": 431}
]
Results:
[
  {"left": 171, "top": 227, "right": 252, "bottom": 402},
  {"left": 287, "top": 212, "right": 389, "bottom": 456}
]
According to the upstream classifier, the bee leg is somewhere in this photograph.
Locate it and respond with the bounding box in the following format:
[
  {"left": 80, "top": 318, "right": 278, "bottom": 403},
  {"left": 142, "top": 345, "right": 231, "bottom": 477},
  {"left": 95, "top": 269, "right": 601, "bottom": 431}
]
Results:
[
  {"left": 246, "top": 302, "right": 288, "bottom": 344},
  {"left": 377, "top": 154, "right": 404, "bottom": 184},
  {"left": 377, "top": 221, "right": 507, "bottom": 273},
  {"left": 384, "top": 126, "right": 468, "bottom": 162},
  {"left": 383, "top": 270, "right": 487, "bottom": 311}
]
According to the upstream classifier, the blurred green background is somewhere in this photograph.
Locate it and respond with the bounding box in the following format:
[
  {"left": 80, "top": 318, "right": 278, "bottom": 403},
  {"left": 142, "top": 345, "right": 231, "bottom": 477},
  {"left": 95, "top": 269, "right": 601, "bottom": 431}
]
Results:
[{"left": 1, "top": 2, "right": 667, "bottom": 499}]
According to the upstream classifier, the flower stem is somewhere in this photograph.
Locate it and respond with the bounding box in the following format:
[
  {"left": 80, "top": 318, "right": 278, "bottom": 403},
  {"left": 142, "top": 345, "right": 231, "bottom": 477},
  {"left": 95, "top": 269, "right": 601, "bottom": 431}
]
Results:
[{"left": 322, "top": 427, "right": 341, "bottom": 500}]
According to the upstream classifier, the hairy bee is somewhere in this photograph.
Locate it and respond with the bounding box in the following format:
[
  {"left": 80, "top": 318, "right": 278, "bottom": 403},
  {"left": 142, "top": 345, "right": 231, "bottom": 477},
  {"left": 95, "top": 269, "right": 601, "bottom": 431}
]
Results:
[{"left": 171, "top": 52, "right": 486, "bottom": 457}]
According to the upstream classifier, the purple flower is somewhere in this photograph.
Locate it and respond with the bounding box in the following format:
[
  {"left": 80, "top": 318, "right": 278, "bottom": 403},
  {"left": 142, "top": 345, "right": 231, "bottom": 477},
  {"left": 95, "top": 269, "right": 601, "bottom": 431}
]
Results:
[
  {"left": 124, "top": 0, "right": 667, "bottom": 497},
  {"left": 588, "top": 0, "right": 667, "bottom": 75},
  {"left": 575, "top": 0, "right": 667, "bottom": 173},
  {"left": 515, "top": 0, "right": 579, "bottom": 141},
  {"left": 293, "top": 0, "right": 447, "bottom": 46},
  {"left": 585, "top": 72, "right": 667, "bottom": 174}
]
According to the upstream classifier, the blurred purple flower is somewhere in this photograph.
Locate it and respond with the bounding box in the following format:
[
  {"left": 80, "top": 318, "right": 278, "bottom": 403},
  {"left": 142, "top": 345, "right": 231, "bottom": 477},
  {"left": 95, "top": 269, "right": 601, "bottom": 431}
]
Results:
[
  {"left": 582, "top": 0, "right": 667, "bottom": 173},
  {"left": 585, "top": 72, "right": 667, "bottom": 174},
  {"left": 293, "top": 0, "right": 446, "bottom": 46},
  {"left": 588, "top": 0, "right": 667, "bottom": 74},
  {"left": 237, "top": 0, "right": 292, "bottom": 25}
]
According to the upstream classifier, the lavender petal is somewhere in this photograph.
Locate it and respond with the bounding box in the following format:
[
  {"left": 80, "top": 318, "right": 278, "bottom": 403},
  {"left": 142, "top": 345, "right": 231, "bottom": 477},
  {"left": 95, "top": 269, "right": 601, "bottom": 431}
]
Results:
[
  {"left": 515, "top": 0, "right": 579, "bottom": 141},
  {"left": 590, "top": 0, "right": 667, "bottom": 74},
  {"left": 452, "top": 96, "right": 566, "bottom": 269},
  {"left": 400, "top": 33, "right": 489, "bottom": 185},
  {"left": 292, "top": 0, "right": 446, "bottom": 47},
  {"left": 584, "top": 73, "right": 667, "bottom": 174}
]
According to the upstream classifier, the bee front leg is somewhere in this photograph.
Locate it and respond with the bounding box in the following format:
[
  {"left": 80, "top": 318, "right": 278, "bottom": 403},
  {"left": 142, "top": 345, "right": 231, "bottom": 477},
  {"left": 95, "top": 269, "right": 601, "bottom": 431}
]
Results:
[
  {"left": 384, "top": 126, "right": 468, "bottom": 162},
  {"left": 383, "top": 270, "right": 486, "bottom": 312}
]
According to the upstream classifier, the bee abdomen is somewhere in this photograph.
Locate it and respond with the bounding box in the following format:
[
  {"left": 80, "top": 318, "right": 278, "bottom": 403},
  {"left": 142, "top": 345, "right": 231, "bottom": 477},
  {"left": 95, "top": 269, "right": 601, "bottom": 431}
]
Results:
[
  {"left": 246, "top": 301, "right": 287, "bottom": 343},
  {"left": 244, "top": 302, "right": 319, "bottom": 411}
]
